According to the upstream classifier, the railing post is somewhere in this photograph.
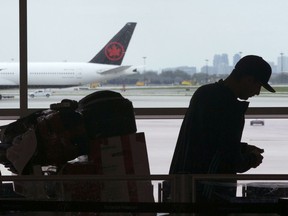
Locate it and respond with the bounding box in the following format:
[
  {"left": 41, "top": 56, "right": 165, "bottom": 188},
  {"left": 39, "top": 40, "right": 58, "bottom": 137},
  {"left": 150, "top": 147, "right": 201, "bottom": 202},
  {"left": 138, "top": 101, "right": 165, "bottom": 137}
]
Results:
[
  {"left": 158, "top": 182, "right": 162, "bottom": 202},
  {"left": 191, "top": 175, "right": 196, "bottom": 203},
  {"left": 170, "top": 174, "right": 192, "bottom": 216}
]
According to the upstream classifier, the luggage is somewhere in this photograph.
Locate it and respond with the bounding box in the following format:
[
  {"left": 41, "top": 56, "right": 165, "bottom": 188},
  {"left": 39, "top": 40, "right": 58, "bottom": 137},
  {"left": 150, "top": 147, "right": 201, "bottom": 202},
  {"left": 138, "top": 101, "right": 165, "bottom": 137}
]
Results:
[
  {"left": 78, "top": 90, "right": 137, "bottom": 139},
  {"left": 35, "top": 109, "right": 88, "bottom": 166},
  {"left": 0, "top": 100, "right": 88, "bottom": 173},
  {"left": 0, "top": 90, "right": 137, "bottom": 174}
]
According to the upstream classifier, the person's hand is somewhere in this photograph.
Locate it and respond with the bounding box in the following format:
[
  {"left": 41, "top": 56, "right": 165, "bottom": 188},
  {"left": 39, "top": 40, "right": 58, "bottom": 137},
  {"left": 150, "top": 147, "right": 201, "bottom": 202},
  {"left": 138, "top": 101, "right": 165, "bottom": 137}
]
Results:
[
  {"left": 246, "top": 144, "right": 264, "bottom": 154},
  {"left": 250, "top": 151, "right": 264, "bottom": 168}
]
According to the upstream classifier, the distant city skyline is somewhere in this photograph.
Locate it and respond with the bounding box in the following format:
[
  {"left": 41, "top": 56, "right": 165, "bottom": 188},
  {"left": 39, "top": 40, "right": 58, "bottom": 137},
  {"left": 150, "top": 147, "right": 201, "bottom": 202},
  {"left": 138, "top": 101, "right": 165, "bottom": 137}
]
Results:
[{"left": 162, "top": 52, "right": 288, "bottom": 74}]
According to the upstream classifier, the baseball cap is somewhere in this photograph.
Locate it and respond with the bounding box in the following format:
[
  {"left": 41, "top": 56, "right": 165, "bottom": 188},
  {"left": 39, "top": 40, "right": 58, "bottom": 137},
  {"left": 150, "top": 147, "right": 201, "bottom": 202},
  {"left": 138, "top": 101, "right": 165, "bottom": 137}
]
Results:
[{"left": 235, "top": 55, "right": 275, "bottom": 93}]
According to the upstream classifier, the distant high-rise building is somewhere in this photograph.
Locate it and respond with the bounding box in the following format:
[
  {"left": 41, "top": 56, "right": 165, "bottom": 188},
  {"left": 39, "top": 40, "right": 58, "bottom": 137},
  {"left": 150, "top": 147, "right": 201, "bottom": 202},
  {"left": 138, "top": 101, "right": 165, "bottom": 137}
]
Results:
[
  {"left": 213, "top": 53, "right": 230, "bottom": 74},
  {"left": 233, "top": 53, "right": 242, "bottom": 67},
  {"left": 277, "top": 54, "right": 288, "bottom": 73}
]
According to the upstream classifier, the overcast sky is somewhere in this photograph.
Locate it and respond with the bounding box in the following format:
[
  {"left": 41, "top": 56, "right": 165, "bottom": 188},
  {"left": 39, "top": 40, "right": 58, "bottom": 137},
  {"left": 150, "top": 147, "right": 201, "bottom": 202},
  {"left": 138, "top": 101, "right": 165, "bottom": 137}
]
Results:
[{"left": 1, "top": 0, "right": 288, "bottom": 71}]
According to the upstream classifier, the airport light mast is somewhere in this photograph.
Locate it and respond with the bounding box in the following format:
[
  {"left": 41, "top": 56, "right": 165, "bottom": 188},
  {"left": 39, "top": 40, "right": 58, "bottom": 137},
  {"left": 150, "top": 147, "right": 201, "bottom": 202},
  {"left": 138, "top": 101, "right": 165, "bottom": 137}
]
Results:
[
  {"left": 143, "top": 56, "right": 147, "bottom": 72},
  {"left": 280, "top": 52, "right": 284, "bottom": 73},
  {"left": 205, "top": 59, "right": 209, "bottom": 83}
]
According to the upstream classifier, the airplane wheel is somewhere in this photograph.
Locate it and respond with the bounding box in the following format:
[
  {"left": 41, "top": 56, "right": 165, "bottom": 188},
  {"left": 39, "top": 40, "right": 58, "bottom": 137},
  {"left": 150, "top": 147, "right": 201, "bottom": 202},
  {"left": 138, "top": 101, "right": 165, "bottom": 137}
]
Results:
[
  {"left": 46, "top": 94, "right": 50, "bottom": 98},
  {"left": 30, "top": 95, "right": 34, "bottom": 98}
]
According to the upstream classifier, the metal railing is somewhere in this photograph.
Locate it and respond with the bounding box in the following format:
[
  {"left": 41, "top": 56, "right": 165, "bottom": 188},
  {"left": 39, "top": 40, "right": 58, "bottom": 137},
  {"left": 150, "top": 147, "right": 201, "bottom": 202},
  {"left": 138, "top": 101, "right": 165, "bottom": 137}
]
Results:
[{"left": 0, "top": 174, "right": 288, "bottom": 214}]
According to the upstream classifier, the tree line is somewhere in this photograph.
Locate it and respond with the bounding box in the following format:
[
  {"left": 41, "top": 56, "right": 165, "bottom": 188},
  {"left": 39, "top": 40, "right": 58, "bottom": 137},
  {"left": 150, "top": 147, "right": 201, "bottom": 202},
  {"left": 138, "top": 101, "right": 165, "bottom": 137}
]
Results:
[{"left": 105, "top": 69, "right": 288, "bottom": 86}]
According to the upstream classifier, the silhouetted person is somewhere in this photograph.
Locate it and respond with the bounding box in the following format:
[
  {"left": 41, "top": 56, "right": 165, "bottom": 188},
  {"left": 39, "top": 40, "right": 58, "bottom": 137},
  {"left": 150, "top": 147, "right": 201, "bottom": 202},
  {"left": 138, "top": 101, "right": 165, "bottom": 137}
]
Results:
[{"left": 169, "top": 55, "right": 275, "bottom": 214}]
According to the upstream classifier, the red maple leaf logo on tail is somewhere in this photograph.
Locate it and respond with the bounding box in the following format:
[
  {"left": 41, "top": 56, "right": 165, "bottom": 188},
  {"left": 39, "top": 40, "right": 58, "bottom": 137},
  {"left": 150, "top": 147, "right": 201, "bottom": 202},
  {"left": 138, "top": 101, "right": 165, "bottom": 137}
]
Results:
[{"left": 105, "top": 42, "right": 125, "bottom": 61}]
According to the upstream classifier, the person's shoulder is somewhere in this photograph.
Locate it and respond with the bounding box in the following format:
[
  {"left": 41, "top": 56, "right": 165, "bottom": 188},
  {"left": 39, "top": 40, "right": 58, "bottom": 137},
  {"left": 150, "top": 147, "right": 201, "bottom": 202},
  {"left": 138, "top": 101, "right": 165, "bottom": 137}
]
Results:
[
  {"left": 195, "top": 81, "right": 223, "bottom": 95},
  {"left": 193, "top": 81, "right": 230, "bottom": 105}
]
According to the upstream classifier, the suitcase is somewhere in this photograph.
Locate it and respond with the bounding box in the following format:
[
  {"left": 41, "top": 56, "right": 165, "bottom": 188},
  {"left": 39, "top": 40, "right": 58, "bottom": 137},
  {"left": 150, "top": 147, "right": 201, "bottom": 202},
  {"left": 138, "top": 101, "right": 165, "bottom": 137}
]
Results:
[{"left": 78, "top": 90, "right": 137, "bottom": 139}]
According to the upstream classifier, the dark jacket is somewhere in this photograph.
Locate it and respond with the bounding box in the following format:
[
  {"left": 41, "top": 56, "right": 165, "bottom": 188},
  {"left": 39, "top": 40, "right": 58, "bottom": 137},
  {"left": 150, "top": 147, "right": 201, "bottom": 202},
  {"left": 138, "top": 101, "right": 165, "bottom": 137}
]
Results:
[{"left": 170, "top": 80, "right": 256, "bottom": 175}]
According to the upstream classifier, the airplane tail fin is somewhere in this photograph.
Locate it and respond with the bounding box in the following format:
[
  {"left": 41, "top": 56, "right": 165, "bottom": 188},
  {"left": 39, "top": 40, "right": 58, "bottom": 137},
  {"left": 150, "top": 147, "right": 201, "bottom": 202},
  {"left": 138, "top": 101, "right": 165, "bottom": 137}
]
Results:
[{"left": 89, "top": 22, "right": 137, "bottom": 65}]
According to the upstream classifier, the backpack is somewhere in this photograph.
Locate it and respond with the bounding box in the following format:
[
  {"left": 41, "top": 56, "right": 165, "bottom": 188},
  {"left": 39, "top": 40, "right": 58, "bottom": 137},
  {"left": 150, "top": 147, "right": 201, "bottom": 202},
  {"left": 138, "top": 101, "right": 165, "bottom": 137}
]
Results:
[{"left": 78, "top": 90, "right": 137, "bottom": 139}]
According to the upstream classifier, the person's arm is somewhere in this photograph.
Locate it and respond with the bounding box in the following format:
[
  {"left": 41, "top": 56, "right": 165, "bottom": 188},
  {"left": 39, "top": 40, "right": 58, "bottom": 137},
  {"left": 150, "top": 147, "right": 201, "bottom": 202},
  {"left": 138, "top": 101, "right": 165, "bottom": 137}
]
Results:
[
  {"left": 203, "top": 96, "right": 262, "bottom": 173},
  {"left": 241, "top": 143, "right": 264, "bottom": 169}
]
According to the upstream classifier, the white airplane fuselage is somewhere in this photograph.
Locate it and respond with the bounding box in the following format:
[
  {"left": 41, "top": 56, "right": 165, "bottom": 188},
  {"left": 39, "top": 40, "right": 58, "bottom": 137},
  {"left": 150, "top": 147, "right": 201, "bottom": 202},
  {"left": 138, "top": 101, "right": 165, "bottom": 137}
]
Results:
[
  {"left": 0, "top": 22, "right": 137, "bottom": 91},
  {"left": 0, "top": 62, "right": 136, "bottom": 88}
]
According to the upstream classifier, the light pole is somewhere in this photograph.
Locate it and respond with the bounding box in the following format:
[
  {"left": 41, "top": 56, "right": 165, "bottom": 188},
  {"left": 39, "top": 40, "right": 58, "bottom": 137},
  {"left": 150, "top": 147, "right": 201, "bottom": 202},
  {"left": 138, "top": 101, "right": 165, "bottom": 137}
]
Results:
[
  {"left": 205, "top": 59, "right": 209, "bottom": 83},
  {"left": 142, "top": 56, "right": 147, "bottom": 72},
  {"left": 142, "top": 57, "right": 147, "bottom": 85},
  {"left": 280, "top": 52, "right": 284, "bottom": 73}
]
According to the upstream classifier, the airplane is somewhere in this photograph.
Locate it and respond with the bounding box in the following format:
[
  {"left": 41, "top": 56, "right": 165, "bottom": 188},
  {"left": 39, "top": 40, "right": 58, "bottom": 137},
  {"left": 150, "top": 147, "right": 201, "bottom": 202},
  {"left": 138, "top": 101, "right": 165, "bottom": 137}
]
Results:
[{"left": 0, "top": 22, "right": 137, "bottom": 99}]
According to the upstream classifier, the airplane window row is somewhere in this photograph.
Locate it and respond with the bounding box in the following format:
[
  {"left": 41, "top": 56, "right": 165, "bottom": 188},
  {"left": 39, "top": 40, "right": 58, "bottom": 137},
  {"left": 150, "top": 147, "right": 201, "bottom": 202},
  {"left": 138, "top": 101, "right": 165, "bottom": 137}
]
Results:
[
  {"left": 30, "top": 72, "right": 75, "bottom": 75},
  {"left": 0, "top": 72, "right": 14, "bottom": 75}
]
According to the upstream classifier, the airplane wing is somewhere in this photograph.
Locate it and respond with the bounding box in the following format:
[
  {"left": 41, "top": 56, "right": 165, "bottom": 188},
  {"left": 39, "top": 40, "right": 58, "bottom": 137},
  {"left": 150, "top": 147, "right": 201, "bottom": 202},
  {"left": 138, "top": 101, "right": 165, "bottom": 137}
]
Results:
[
  {"left": 0, "top": 78, "right": 17, "bottom": 85},
  {"left": 98, "top": 65, "right": 135, "bottom": 75}
]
